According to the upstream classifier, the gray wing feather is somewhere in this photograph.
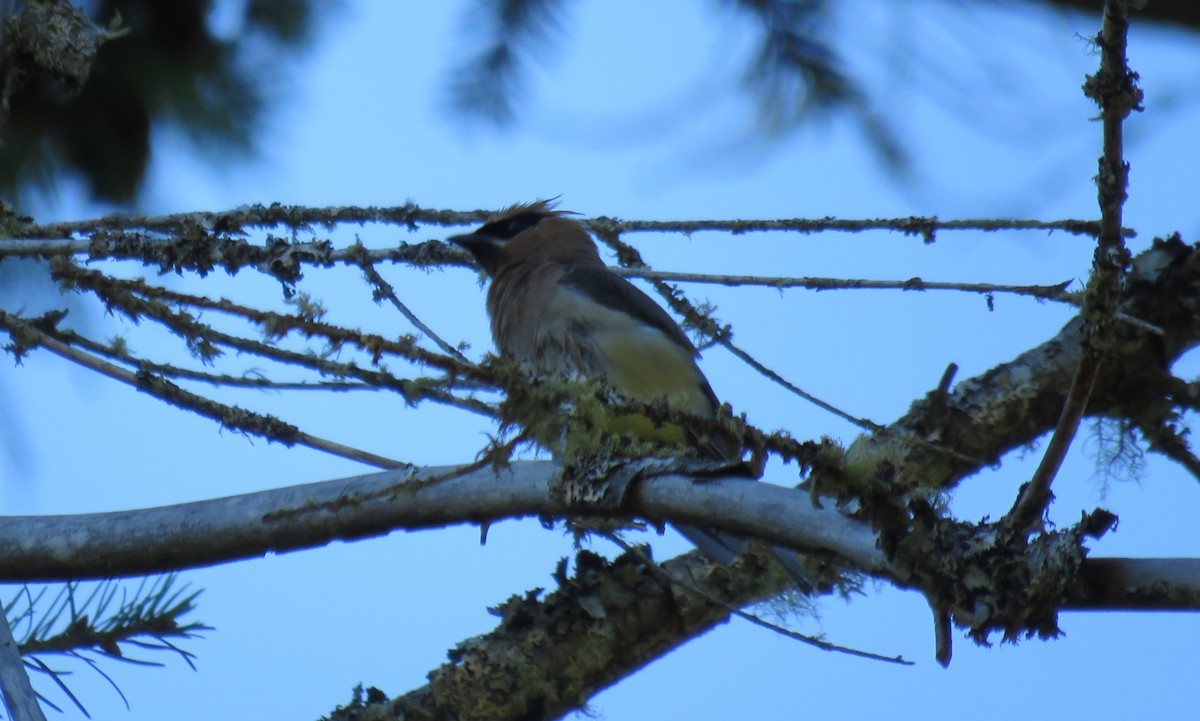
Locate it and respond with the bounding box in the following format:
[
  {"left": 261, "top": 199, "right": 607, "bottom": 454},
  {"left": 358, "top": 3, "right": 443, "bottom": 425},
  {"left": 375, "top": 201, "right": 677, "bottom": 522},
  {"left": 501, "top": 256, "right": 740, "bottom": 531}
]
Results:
[{"left": 559, "top": 265, "right": 699, "bottom": 356}]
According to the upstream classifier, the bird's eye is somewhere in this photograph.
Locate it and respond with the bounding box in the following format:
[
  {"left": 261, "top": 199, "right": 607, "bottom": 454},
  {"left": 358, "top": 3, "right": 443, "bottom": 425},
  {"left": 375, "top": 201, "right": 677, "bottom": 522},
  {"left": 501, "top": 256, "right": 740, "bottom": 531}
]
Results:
[{"left": 479, "top": 212, "right": 544, "bottom": 240}]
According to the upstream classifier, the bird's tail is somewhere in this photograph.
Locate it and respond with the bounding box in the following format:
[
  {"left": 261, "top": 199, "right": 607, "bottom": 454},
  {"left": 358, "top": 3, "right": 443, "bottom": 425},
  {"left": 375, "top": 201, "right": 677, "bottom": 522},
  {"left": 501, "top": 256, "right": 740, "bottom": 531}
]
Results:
[
  {"left": 674, "top": 522, "right": 814, "bottom": 594},
  {"left": 680, "top": 422, "right": 815, "bottom": 594}
]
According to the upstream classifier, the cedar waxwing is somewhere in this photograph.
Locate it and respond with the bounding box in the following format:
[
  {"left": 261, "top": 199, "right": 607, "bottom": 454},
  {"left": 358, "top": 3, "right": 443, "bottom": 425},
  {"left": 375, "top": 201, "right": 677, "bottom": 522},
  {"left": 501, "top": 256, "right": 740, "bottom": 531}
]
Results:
[{"left": 451, "top": 200, "right": 810, "bottom": 588}]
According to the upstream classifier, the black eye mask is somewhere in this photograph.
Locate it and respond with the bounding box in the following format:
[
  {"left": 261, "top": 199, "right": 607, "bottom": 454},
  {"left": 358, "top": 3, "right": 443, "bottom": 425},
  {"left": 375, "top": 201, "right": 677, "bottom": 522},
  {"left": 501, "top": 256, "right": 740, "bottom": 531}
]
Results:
[{"left": 476, "top": 211, "right": 545, "bottom": 241}]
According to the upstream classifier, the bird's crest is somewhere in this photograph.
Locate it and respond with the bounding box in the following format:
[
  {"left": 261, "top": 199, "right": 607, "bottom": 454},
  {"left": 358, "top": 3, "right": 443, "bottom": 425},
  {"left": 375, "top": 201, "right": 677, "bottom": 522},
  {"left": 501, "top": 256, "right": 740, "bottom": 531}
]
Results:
[
  {"left": 486, "top": 197, "right": 577, "bottom": 223},
  {"left": 474, "top": 198, "right": 583, "bottom": 242}
]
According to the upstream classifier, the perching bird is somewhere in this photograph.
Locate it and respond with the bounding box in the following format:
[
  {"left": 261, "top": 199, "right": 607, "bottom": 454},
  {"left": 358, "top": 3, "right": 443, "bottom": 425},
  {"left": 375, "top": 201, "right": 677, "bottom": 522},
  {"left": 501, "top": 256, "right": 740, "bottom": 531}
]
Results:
[{"left": 450, "top": 199, "right": 810, "bottom": 588}]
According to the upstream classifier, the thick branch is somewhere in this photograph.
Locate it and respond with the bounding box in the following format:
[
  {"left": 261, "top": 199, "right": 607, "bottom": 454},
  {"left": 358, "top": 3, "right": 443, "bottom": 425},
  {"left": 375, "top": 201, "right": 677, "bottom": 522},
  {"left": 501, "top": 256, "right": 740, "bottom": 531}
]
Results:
[
  {"left": 358, "top": 546, "right": 818, "bottom": 721},
  {"left": 846, "top": 236, "right": 1200, "bottom": 493},
  {"left": 7, "top": 229, "right": 1200, "bottom": 716},
  {"left": 339, "top": 235, "right": 1200, "bottom": 719},
  {"left": 0, "top": 461, "right": 1191, "bottom": 614},
  {"left": 0, "top": 462, "right": 877, "bottom": 582},
  {"left": 1071, "top": 558, "right": 1200, "bottom": 610}
]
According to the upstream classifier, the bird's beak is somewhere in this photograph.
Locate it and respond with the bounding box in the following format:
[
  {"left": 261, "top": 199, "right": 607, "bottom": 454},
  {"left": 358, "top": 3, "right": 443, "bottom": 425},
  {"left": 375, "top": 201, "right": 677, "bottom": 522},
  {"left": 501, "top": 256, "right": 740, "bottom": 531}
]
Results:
[
  {"left": 447, "top": 232, "right": 504, "bottom": 276},
  {"left": 448, "top": 231, "right": 505, "bottom": 250}
]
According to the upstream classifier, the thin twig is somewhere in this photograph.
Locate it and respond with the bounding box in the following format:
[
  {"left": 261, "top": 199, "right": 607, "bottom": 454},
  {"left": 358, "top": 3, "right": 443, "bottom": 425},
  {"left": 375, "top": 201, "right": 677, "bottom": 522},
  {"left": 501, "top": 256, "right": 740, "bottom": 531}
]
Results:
[
  {"left": 356, "top": 260, "right": 470, "bottom": 361},
  {"left": 3, "top": 204, "right": 1122, "bottom": 242},
  {"left": 145, "top": 375, "right": 377, "bottom": 392},
  {"left": 625, "top": 267, "right": 1155, "bottom": 334},
  {"left": 588, "top": 215, "right": 1131, "bottom": 241},
  {"left": 614, "top": 268, "right": 1077, "bottom": 303},
  {"left": 591, "top": 227, "right": 883, "bottom": 432},
  {"left": 2, "top": 314, "right": 409, "bottom": 470},
  {"left": 0, "top": 213, "right": 1134, "bottom": 269},
  {"left": 602, "top": 533, "right": 912, "bottom": 666},
  {"left": 1114, "top": 311, "right": 1163, "bottom": 335},
  {"left": 0, "top": 234, "right": 476, "bottom": 273},
  {"left": 9, "top": 203, "right": 491, "bottom": 239},
  {"left": 55, "top": 262, "right": 470, "bottom": 376},
  {"left": 49, "top": 264, "right": 498, "bottom": 416},
  {"left": 1006, "top": 0, "right": 1140, "bottom": 534},
  {"left": 1007, "top": 358, "right": 1099, "bottom": 529},
  {"left": 594, "top": 229, "right": 989, "bottom": 470},
  {"left": 719, "top": 337, "right": 884, "bottom": 432},
  {"left": 40, "top": 322, "right": 497, "bottom": 415}
]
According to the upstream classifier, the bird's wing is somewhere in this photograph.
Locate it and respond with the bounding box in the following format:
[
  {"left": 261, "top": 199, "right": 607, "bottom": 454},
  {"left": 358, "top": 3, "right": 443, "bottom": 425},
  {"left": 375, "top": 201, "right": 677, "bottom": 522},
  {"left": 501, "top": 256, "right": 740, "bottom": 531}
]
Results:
[
  {"left": 559, "top": 264, "right": 700, "bottom": 358},
  {"left": 560, "top": 266, "right": 813, "bottom": 591}
]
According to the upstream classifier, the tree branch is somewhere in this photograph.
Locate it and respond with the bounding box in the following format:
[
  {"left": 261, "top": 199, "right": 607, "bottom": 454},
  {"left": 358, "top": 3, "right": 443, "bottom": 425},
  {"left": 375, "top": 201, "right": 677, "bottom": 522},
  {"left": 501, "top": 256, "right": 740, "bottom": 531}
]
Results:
[
  {"left": 613, "top": 268, "right": 1076, "bottom": 303},
  {"left": 1013, "top": 0, "right": 1192, "bottom": 31},
  {"left": 845, "top": 235, "right": 1199, "bottom": 498},
  {"left": 1006, "top": 0, "right": 1139, "bottom": 533},
  {"left": 0, "top": 459, "right": 1190, "bottom": 613},
  {"left": 0, "top": 612, "right": 45, "bottom": 721},
  {"left": 0, "top": 462, "right": 873, "bottom": 582},
  {"left": 588, "top": 215, "right": 1124, "bottom": 242},
  {"left": 2, "top": 233, "right": 1199, "bottom": 719},
  {"left": 0, "top": 209, "right": 1125, "bottom": 269},
  {"left": 0, "top": 312, "right": 411, "bottom": 469}
]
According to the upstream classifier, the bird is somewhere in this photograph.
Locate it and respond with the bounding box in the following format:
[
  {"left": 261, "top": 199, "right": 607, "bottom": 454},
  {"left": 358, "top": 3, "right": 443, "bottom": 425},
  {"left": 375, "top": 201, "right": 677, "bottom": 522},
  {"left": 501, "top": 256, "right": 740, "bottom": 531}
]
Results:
[{"left": 449, "top": 199, "right": 810, "bottom": 589}]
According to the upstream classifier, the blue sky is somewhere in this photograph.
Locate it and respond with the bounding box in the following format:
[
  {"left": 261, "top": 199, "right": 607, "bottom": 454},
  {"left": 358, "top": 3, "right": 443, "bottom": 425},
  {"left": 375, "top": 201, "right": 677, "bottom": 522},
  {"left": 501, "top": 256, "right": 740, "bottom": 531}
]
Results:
[{"left": 5, "top": 2, "right": 1200, "bottom": 719}]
